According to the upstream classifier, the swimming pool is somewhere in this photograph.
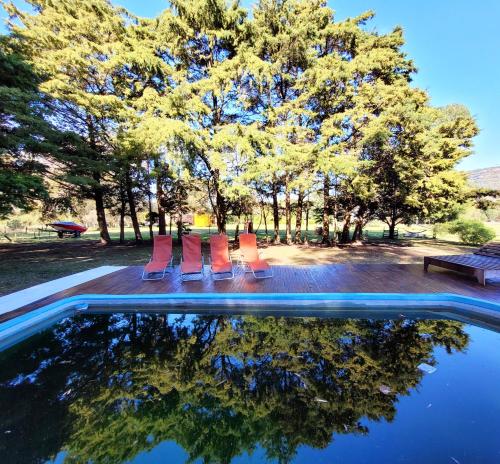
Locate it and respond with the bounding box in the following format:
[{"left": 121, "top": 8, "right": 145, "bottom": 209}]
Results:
[{"left": 0, "top": 299, "right": 499, "bottom": 463}]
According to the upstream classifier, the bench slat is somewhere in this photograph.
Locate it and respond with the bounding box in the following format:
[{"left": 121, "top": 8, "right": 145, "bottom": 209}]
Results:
[
  {"left": 426, "top": 254, "right": 500, "bottom": 270},
  {"left": 475, "top": 242, "right": 500, "bottom": 258}
]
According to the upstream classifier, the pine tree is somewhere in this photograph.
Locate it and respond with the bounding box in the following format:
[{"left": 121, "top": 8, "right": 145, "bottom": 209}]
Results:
[
  {"left": 362, "top": 87, "right": 479, "bottom": 237},
  {"left": 3, "top": 0, "right": 138, "bottom": 243},
  {"left": 298, "top": 11, "right": 414, "bottom": 243},
  {"left": 0, "top": 38, "right": 58, "bottom": 218},
  {"left": 161, "top": 0, "right": 250, "bottom": 233},
  {"left": 240, "top": 0, "right": 326, "bottom": 243}
]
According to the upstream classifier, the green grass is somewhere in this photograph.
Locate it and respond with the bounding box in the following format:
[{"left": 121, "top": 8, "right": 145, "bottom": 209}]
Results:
[{"left": 0, "top": 241, "right": 152, "bottom": 297}]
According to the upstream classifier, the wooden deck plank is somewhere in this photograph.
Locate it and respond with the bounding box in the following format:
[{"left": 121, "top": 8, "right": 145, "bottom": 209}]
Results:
[{"left": 1, "top": 264, "right": 499, "bottom": 324}]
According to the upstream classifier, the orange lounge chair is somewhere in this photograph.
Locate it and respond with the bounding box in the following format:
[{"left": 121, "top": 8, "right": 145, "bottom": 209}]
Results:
[
  {"left": 181, "top": 234, "right": 204, "bottom": 281},
  {"left": 238, "top": 233, "right": 273, "bottom": 279},
  {"left": 209, "top": 234, "right": 234, "bottom": 280},
  {"left": 142, "top": 235, "right": 173, "bottom": 280}
]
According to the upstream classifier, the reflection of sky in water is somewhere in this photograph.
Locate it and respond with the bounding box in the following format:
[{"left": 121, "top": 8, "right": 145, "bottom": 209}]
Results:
[
  {"left": 168, "top": 313, "right": 197, "bottom": 327},
  {"left": 0, "top": 314, "right": 498, "bottom": 464}
]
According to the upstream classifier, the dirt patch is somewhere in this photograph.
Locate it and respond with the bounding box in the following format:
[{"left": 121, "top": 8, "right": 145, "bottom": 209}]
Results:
[{"left": 249, "top": 240, "right": 475, "bottom": 266}]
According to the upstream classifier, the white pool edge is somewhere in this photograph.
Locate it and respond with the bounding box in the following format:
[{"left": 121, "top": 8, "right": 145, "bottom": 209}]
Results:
[{"left": 0, "top": 266, "right": 126, "bottom": 315}]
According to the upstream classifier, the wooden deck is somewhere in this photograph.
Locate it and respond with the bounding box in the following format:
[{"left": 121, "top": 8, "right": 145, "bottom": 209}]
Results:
[{"left": 2, "top": 263, "right": 499, "bottom": 324}]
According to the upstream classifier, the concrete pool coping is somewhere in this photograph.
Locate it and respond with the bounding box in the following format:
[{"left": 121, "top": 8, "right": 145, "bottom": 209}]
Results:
[
  {"left": 0, "top": 266, "right": 126, "bottom": 315},
  {"left": 1, "top": 291, "right": 499, "bottom": 351}
]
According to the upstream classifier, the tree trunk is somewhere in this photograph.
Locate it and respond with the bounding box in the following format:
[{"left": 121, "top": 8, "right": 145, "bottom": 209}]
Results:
[
  {"left": 125, "top": 171, "right": 143, "bottom": 243},
  {"left": 87, "top": 116, "right": 111, "bottom": 245},
  {"left": 388, "top": 204, "right": 398, "bottom": 239},
  {"left": 352, "top": 221, "right": 362, "bottom": 241},
  {"left": 340, "top": 214, "right": 351, "bottom": 244},
  {"left": 119, "top": 197, "right": 126, "bottom": 244},
  {"left": 304, "top": 199, "right": 310, "bottom": 245},
  {"left": 389, "top": 221, "right": 396, "bottom": 239},
  {"left": 176, "top": 217, "right": 183, "bottom": 244},
  {"left": 213, "top": 170, "right": 227, "bottom": 233},
  {"left": 234, "top": 222, "right": 240, "bottom": 243},
  {"left": 146, "top": 163, "right": 154, "bottom": 241},
  {"left": 156, "top": 163, "right": 166, "bottom": 235},
  {"left": 93, "top": 181, "right": 111, "bottom": 245},
  {"left": 261, "top": 202, "right": 269, "bottom": 240},
  {"left": 295, "top": 189, "right": 304, "bottom": 243},
  {"left": 284, "top": 175, "right": 292, "bottom": 244},
  {"left": 352, "top": 205, "right": 367, "bottom": 242},
  {"left": 322, "top": 175, "right": 330, "bottom": 245},
  {"left": 215, "top": 190, "right": 227, "bottom": 233},
  {"left": 272, "top": 181, "right": 280, "bottom": 244},
  {"left": 147, "top": 198, "right": 153, "bottom": 240}
]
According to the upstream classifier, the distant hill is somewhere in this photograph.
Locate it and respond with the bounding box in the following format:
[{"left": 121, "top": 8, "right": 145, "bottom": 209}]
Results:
[{"left": 466, "top": 166, "right": 500, "bottom": 190}]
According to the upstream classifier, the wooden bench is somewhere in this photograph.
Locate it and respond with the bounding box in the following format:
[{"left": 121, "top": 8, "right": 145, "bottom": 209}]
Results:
[{"left": 424, "top": 242, "right": 500, "bottom": 286}]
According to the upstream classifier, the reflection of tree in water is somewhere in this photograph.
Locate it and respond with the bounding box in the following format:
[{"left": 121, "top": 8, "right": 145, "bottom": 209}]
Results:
[{"left": 0, "top": 313, "right": 469, "bottom": 464}]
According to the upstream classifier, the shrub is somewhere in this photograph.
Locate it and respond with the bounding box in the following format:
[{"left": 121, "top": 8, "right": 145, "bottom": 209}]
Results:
[
  {"left": 432, "top": 222, "right": 448, "bottom": 239},
  {"left": 448, "top": 219, "right": 496, "bottom": 245}
]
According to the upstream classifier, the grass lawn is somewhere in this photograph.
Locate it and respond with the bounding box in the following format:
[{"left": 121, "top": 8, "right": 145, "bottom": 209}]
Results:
[{"left": 0, "top": 224, "right": 481, "bottom": 297}]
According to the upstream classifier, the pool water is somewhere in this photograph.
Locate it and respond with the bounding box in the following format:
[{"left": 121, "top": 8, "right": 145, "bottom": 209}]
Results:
[{"left": 0, "top": 311, "right": 499, "bottom": 463}]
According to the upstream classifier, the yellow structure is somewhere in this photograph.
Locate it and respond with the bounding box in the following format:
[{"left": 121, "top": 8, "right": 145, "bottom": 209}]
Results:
[{"left": 193, "top": 213, "right": 211, "bottom": 227}]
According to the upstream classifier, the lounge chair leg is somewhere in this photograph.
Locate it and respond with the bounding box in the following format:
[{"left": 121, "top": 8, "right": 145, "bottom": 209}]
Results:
[
  {"left": 423, "top": 258, "right": 429, "bottom": 272},
  {"left": 476, "top": 270, "right": 486, "bottom": 286}
]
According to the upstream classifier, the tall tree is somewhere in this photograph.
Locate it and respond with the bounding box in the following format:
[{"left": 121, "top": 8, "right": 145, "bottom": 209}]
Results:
[
  {"left": 167, "top": 0, "right": 249, "bottom": 233},
  {"left": 363, "top": 88, "right": 478, "bottom": 237},
  {"left": 0, "top": 38, "right": 57, "bottom": 218},
  {"left": 112, "top": 136, "right": 145, "bottom": 243},
  {"left": 298, "top": 11, "right": 414, "bottom": 244},
  {"left": 242, "top": 0, "right": 326, "bottom": 243},
  {"left": 3, "top": 0, "right": 139, "bottom": 243}
]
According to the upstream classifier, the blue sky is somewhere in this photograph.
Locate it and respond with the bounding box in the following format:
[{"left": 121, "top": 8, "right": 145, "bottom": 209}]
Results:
[{"left": 2, "top": 0, "right": 499, "bottom": 170}]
